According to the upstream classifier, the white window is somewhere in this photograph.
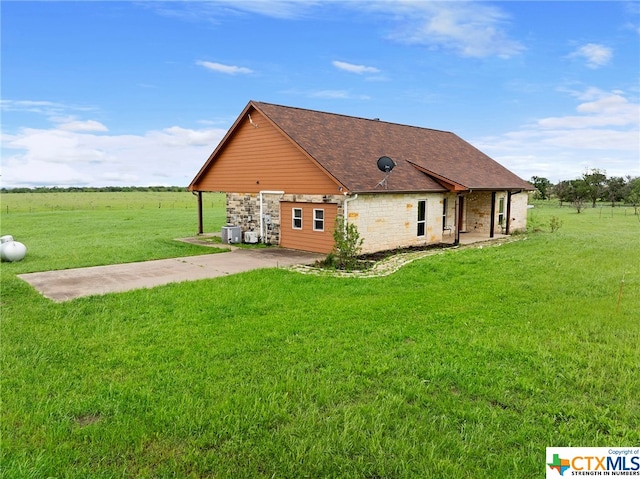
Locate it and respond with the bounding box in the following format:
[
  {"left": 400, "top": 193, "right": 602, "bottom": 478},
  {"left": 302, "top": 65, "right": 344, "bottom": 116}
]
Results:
[
  {"left": 498, "top": 197, "right": 505, "bottom": 226},
  {"left": 313, "top": 209, "right": 324, "bottom": 231},
  {"left": 417, "top": 200, "right": 426, "bottom": 237},
  {"left": 442, "top": 197, "right": 448, "bottom": 230},
  {"left": 292, "top": 208, "right": 302, "bottom": 229}
]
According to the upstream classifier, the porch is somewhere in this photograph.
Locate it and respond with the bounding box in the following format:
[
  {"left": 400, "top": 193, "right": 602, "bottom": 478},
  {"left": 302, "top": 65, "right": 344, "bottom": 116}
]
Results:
[{"left": 440, "top": 230, "right": 510, "bottom": 245}]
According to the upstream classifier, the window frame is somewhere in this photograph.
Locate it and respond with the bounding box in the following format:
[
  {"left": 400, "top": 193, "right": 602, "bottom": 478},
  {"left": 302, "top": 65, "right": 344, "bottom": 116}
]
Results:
[
  {"left": 292, "top": 208, "right": 303, "bottom": 230},
  {"left": 313, "top": 208, "right": 325, "bottom": 232},
  {"left": 417, "top": 200, "right": 426, "bottom": 237},
  {"left": 442, "top": 197, "right": 448, "bottom": 230},
  {"left": 498, "top": 197, "right": 505, "bottom": 225}
]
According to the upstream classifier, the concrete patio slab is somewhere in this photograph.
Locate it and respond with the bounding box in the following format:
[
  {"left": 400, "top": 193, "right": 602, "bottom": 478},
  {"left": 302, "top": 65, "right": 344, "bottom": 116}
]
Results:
[{"left": 18, "top": 248, "right": 324, "bottom": 302}]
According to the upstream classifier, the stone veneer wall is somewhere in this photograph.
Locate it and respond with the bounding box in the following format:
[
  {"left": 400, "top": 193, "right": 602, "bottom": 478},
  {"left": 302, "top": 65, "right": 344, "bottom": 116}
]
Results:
[
  {"left": 225, "top": 192, "right": 344, "bottom": 244},
  {"left": 464, "top": 191, "right": 529, "bottom": 234},
  {"left": 225, "top": 190, "right": 529, "bottom": 248},
  {"left": 346, "top": 193, "right": 444, "bottom": 254},
  {"left": 508, "top": 192, "right": 529, "bottom": 232}
]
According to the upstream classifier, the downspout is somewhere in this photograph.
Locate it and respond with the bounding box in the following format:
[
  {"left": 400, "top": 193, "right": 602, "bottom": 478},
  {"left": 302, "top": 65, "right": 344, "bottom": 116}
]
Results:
[
  {"left": 259, "top": 190, "right": 284, "bottom": 243},
  {"left": 192, "top": 191, "right": 203, "bottom": 235},
  {"left": 343, "top": 193, "right": 358, "bottom": 234}
]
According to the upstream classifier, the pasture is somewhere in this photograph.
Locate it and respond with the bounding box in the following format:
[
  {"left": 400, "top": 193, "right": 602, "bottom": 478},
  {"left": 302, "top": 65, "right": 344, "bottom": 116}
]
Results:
[{"left": 1, "top": 192, "right": 639, "bottom": 478}]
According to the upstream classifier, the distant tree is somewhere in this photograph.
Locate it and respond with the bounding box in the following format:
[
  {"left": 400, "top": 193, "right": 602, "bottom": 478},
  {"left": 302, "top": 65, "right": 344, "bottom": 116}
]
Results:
[
  {"left": 552, "top": 180, "right": 573, "bottom": 207},
  {"left": 604, "top": 176, "right": 627, "bottom": 207},
  {"left": 531, "top": 176, "right": 552, "bottom": 200},
  {"left": 623, "top": 176, "right": 640, "bottom": 215},
  {"left": 582, "top": 168, "right": 607, "bottom": 208},
  {"left": 570, "top": 179, "right": 590, "bottom": 213}
]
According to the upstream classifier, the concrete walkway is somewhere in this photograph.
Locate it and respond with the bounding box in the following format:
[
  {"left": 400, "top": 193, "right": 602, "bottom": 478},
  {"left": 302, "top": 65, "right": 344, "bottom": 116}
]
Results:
[{"left": 18, "top": 248, "right": 324, "bottom": 302}]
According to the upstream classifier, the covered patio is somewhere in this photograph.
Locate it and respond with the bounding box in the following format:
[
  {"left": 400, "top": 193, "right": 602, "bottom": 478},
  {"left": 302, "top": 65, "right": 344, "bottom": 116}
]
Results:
[{"left": 440, "top": 230, "right": 510, "bottom": 245}]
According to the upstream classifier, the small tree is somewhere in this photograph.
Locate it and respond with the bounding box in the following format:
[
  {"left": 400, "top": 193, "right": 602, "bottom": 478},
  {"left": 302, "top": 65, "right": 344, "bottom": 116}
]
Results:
[
  {"left": 549, "top": 216, "right": 563, "bottom": 233},
  {"left": 605, "top": 176, "right": 627, "bottom": 207},
  {"left": 553, "top": 180, "right": 575, "bottom": 207},
  {"left": 330, "top": 216, "right": 364, "bottom": 270},
  {"left": 582, "top": 168, "right": 607, "bottom": 208},
  {"left": 570, "top": 179, "right": 589, "bottom": 213}
]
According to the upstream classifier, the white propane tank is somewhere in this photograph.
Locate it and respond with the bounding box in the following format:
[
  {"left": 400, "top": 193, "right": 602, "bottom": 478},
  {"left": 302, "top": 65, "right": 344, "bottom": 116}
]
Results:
[{"left": 0, "top": 236, "right": 27, "bottom": 262}]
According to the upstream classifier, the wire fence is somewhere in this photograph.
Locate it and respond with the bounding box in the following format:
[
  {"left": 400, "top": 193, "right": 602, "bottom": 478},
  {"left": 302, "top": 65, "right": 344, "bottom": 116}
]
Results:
[{"left": 0, "top": 192, "right": 226, "bottom": 214}]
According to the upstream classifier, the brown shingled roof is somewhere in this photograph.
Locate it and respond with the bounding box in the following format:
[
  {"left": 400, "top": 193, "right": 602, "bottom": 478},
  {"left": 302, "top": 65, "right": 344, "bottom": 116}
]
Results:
[
  {"left": 192, "top": 101, "right": 533, "bottom": 193},
  {"left": 252, "top": 101, "right": 532, "bottom": 193}
]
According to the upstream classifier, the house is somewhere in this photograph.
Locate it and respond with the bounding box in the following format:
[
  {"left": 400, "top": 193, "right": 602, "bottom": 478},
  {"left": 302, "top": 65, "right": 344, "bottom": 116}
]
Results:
[{"left": 188, "top": 101, "right": 533, "bottom": 254}]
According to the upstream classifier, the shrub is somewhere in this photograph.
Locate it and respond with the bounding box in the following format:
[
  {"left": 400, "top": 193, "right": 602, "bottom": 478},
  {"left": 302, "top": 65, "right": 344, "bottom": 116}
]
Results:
[
  {"left": 327, "top": 216, "right": 364, "bottom": 271},
  {"left": 549, "top": 215, "right": 563, "bottom": 233}
]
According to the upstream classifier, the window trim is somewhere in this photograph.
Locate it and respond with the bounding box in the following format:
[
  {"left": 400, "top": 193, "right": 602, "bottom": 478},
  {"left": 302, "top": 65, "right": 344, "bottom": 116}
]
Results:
[
  {"left": 417, "top": 200, "right": 426, "bottom": 237},
  {"left": 313, "top": 208, "right": 325, "bottom": 231},
  {"left": 498, "top": 197, "right": 505, "bottom": 225},
  {"left": 442, "top": 197, "right": 448, "bottom": 230},
  {"left": 292, "top": 208, "right": 303, "bottom": 230}
]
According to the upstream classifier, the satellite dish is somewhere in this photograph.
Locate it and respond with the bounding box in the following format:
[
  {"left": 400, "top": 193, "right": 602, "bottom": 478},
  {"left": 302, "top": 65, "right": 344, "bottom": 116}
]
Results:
[{"left": 377, "top": 156, "right": 396, "bottom": 173}]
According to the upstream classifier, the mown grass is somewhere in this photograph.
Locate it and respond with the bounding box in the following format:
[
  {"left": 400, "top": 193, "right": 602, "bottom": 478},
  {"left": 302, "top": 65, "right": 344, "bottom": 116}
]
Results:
[
  {"left": 0, "top": 192, "right": 226, "bottom": 271},
  {"left": 1, "top": 195, "right": 639, "bottom": 478}
]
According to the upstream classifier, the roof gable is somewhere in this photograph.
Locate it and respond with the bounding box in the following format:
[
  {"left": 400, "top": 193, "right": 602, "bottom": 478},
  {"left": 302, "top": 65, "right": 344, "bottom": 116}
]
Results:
[{"left": 190, "top": 105, "right": 341, "bottom": 194}]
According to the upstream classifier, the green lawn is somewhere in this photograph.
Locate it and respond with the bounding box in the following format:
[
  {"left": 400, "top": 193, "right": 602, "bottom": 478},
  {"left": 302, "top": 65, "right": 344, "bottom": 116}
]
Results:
[{"left": 1, "top": 194, "right": 639, "bottom": 478}]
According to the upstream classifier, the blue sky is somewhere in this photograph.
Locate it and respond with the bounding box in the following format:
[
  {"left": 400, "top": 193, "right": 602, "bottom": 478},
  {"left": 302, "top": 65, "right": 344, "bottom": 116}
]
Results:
[{"left": 2, "top": 1, "right": 639, "bottom": 188}]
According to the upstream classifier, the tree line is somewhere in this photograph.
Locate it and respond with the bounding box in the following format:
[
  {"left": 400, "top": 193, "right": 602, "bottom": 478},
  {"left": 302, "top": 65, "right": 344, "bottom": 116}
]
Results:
[
  {"left": 1, "top": 186, "right": 187, "bottom": 194},
  {"left": 531, "top": 169, "right": 640, "bottom": 213}
]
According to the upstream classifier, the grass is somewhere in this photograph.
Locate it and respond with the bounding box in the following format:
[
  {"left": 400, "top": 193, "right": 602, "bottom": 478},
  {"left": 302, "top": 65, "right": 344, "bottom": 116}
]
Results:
[
  {"left": 0, "top": 192, "right": 226, "bottom": 271},
  {"left": 1, "top": 195, "right": 639, "bottom": 478}
]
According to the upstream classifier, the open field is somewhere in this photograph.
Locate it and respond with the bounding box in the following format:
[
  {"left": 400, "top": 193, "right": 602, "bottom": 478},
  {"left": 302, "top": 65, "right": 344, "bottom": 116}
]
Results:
[{"left": 1, "top": 193, "right": 639, "bottom": 478}]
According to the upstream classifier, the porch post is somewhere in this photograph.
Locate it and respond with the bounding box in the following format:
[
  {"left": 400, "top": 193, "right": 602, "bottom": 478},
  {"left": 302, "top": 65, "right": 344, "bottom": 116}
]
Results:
[
  {"left": 196, "top": 191, "right": 203, "bottom": 235},
  {"left": 454, "top": 194, "right": 461, "bottom": 245},
  {"left": 505, "top": 191, "right": 513, "bottom": 235},
  {"left": 489, "top": 191, "right": 496, "bottom": 238}
]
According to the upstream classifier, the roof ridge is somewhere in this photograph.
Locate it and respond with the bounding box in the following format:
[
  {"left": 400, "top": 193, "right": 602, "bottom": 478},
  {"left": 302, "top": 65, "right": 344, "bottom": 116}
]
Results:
[{"left": 251, "top": 100, "right": 454, "bottom": 135}]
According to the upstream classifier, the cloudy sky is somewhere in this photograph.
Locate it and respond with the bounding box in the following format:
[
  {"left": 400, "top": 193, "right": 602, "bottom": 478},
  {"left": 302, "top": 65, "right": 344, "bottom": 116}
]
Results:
[{"left": 2, "top": 1, "right": 639, "bottom": 188}]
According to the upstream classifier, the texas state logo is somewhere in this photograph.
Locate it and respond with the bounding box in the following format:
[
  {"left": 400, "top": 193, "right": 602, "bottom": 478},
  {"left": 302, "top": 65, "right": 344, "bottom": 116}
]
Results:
[{"left": 546, "top": 448, "right": 640, "bottom": 478}]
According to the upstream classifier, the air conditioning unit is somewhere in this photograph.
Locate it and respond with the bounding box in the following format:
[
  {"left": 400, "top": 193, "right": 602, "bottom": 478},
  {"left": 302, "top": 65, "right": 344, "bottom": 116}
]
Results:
[
  {"left": 221, "top": 226, "right": 242, "bottom": 244},
  {"left": 244, "top": 231, "right": 259, "bottom": 244}
]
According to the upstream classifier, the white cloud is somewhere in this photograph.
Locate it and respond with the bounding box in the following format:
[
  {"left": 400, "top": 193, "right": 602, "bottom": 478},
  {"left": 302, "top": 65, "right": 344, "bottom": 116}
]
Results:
[
  {"left": 569, "top": 43, "right": 612, "bottom": 69},
  {"left": 146, "top": 0, "right": 321, "bottom": 21},
  {"left": 475, "top": 88, "right": 640, "bottom": 182},
  {"left": 1, "top": 99, "right": 96, "bottom": 118},
  {"left": 149, "top": 1, "right": 523, "bottom": 59},
  {"left": 310, "top": 90, "right": 371, "bottom": 100},
  {"left": 370, "top": 1, "right": 524, "bottom": 58},
  {"left": 57, "top": 119, "right": 109, "bottom": 132},
  {"left": 196, "top": 60, "right": 253, "bottom": 75},
  {"left": 332, "top": 61, "right": 380, "bottom": 75},
  {"left": 1, "top": 124, "right": 226, "bottom": 188}
]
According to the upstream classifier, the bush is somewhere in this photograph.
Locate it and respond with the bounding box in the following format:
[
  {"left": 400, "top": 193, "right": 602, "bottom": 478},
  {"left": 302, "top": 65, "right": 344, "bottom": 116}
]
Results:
[
  {"left": 325, "top": 216, "right": 364, "bottom": 271},
  {"left": 549, "top": 216, "right": 563, "bottom": 233}
]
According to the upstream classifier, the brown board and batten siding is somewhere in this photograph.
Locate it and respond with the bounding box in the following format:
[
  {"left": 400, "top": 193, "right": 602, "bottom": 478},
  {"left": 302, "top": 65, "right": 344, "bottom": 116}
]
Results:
[
  {"left": 191, "top": 110, "right": 340, "bottom": 195},
  {"left": 280, "top": 202, "right": 337, "bottom": 254}
]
